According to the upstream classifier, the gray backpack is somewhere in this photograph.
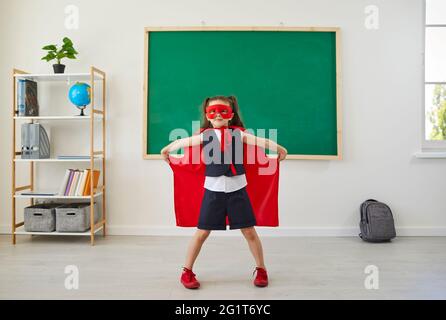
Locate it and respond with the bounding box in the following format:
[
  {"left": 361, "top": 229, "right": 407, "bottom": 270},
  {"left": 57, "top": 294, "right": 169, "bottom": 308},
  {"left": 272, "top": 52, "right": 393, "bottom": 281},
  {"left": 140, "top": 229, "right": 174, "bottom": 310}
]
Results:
[{"left": 359, "top": 199, "right": 396, "bottom": 242}]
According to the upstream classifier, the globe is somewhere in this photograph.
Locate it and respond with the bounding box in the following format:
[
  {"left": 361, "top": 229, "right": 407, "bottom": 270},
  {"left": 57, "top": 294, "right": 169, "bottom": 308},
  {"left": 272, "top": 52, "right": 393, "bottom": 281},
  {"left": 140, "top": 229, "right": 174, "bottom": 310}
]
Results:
[{"left": 68, "top": 82, "right": 91, "bottom": 116}]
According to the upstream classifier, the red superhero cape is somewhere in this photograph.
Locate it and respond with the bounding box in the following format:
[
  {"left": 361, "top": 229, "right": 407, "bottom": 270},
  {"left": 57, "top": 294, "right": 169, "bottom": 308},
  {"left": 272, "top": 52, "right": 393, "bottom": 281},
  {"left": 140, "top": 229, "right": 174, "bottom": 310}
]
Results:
[{"left": 168, "top": 126, "right": 279, "bottom": 227}]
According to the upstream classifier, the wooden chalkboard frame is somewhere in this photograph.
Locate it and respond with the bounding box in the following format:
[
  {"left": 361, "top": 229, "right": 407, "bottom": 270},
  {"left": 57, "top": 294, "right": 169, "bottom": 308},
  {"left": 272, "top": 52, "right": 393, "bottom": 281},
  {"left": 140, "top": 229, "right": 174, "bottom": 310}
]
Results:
[{"left": 143, "top": 26, "right": 342, "bottom": 160}]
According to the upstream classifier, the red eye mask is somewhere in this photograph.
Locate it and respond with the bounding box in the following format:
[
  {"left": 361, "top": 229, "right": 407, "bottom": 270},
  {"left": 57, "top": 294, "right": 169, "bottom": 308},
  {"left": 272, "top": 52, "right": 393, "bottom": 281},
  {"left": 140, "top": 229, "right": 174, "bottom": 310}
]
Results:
[{"left": 205, "top": 104, "right": 234, "bottom": 119}]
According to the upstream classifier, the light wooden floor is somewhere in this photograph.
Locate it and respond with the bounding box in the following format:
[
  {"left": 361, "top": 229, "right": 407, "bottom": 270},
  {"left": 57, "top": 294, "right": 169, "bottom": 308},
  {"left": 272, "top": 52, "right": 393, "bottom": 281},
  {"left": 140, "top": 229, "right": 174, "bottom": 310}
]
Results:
[{"left": 1, "top": 235, "right": 445, "bottom": 300}]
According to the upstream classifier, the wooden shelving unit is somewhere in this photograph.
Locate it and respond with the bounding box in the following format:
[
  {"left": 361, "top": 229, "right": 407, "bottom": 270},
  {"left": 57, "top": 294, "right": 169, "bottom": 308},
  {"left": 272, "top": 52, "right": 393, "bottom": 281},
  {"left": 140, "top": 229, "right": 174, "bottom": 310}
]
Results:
[{"left": 11, "top": 67, "right": 107, "bottom": 245}]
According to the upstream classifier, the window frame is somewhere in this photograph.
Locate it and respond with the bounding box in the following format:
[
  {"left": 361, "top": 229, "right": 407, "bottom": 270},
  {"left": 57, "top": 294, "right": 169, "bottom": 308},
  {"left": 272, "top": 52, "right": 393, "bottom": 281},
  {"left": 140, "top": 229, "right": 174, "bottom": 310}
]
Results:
[{"left": 422, "top": 0, "right": 446, "bottom": 150}]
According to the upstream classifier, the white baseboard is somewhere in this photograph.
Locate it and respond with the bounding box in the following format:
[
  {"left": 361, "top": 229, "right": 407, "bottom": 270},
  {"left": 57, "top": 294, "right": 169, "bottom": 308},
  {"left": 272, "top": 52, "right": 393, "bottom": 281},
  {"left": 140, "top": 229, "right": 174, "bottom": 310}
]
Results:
[
  {"left": 106, "top": 226, "right": 360, "bottom": 237},
  {"left": 99, "top": 226, "right": 446, "bottom": 237},
  {"left": 1, "top": 224, "right": 446, "bottom": 237}
]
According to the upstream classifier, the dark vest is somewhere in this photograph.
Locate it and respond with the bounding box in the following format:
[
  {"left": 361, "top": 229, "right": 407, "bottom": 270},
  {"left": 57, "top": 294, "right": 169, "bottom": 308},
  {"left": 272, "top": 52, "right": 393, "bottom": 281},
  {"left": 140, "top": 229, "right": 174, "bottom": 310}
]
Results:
[{"left": 202, "top": 128, "right": 245, "bottom": 177}]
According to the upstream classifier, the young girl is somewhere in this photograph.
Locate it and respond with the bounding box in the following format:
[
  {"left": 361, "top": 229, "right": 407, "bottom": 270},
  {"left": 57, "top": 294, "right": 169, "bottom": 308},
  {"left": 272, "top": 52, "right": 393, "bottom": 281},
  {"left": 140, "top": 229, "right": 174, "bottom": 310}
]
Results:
[{"left": 161, "top": 95, "right": 287, "bottom": 289}]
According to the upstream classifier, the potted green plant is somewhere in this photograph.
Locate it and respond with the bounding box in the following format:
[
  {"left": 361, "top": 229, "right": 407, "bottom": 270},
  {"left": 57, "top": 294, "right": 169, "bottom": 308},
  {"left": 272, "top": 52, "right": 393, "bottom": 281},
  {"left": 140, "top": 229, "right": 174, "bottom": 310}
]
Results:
[{"left": 41, "top": 37, "right": 78, "bottom": 73}]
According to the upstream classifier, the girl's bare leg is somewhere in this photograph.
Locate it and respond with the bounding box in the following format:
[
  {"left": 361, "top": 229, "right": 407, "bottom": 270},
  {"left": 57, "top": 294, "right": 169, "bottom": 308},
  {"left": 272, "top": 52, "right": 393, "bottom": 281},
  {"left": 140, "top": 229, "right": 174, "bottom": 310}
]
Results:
[
  {"left": 184, "top": 229, "right": 211, "bottom": 270},
  {"left": 240, "top": 227, "right": 266, "bottom": 268}
]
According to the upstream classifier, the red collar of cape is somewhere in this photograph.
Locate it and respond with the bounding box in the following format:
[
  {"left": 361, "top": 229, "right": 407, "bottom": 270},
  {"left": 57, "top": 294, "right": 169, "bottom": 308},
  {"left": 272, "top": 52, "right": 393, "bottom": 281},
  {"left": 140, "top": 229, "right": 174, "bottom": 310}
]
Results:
[{"left": 167, "top": 125, "right": 279, "bottom": 228}]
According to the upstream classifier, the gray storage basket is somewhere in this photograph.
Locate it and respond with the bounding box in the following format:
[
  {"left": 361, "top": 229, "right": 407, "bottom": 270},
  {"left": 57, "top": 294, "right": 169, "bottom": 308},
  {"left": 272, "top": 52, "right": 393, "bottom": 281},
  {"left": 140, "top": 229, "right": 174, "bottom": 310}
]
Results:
[
  {"left": 24, "top": 203, "right": 61, "bottom": 232},
  {"left": 56, "top": 202, "right": 99, "bottom": 232}
]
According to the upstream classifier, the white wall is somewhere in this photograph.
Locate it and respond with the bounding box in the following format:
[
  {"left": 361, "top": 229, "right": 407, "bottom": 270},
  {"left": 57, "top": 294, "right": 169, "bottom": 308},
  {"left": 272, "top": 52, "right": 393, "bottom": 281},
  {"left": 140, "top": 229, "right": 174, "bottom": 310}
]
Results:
[{"left": 1, "top": 0, "right": 444, "bottom": 237}]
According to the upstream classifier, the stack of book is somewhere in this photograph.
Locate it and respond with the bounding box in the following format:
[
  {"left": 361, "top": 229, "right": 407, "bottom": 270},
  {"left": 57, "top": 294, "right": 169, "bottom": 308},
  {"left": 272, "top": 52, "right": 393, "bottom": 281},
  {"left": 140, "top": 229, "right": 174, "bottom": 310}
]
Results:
[{"left": 58, "top": 169, "right": 100, "bottom": 196}]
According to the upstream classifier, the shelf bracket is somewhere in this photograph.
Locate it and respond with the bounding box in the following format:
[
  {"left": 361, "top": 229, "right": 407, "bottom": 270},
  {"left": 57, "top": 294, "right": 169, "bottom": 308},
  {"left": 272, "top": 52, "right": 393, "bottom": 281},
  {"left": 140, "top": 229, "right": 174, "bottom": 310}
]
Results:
[
  {"left": 93, "top": 220, "right": 105, "bottom": 231},
  {"left": 15, "top": 222, "right": 24, "bottom": 228},
  {"left": 15, "top": 185, "right": 32, "bottom": 192}
]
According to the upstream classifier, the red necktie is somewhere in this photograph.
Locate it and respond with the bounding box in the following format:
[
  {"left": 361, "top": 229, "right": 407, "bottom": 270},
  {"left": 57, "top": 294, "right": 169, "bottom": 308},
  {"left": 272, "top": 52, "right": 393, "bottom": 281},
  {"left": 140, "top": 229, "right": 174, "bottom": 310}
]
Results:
[{"left": 218, "top": 126, "right": 237, "bottom": 175}]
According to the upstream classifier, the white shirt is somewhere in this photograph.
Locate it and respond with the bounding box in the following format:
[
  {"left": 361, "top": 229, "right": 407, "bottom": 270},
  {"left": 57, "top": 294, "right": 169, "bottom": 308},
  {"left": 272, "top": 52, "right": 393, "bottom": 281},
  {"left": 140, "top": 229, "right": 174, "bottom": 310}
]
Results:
[
  {"left": 200, "top": 129, "right": 247, "bottom": 193},
  {"left": 204, "top": 174, "right": 247, "bottom": 193}
]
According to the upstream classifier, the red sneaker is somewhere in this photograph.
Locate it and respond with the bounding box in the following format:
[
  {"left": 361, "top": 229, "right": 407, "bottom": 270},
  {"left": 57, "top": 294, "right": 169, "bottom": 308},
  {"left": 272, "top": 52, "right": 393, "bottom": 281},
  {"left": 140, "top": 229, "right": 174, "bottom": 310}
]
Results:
[
  {"left": 181, "top": 267, "right": 200, "bottom": 289},
  {"left": 253, "top": 267, "right": 268, "bottom": 287}
]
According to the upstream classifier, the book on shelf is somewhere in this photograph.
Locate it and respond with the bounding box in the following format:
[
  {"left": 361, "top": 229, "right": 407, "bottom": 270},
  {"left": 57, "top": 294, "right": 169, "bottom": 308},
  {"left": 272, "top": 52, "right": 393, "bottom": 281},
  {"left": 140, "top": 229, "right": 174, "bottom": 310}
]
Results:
[
  {"left": 17, "top": 79, "right": 39, "bottom": 116},
  {"left": 75, "top": 170, "right": 88, "bottom": 196},
  {"left": 83, "top": 169, "right": 100, "bottom": 196},
  {"left": 58, "top": 169, "right": 100, "bottom": 196},
  {"left": 74, "top": 170, "right": 82, "bottom": 196},
  {"left": 79, "top": 169, "right": 89, "bottom": 195},
  {"left": 58, "top": 169, "right": 71, "bottom": 195},
  {"left": 64, "top": 169, "right": 75, "bottom": 196},
  {"left": 57, "top": 155, "right": 91, "bottom": 159},
  {"left": 69, "top": 171, "right": 80, "bottom": 196},
  {"left": 20, "top": 191, "right": 56, "bottom": 196}
]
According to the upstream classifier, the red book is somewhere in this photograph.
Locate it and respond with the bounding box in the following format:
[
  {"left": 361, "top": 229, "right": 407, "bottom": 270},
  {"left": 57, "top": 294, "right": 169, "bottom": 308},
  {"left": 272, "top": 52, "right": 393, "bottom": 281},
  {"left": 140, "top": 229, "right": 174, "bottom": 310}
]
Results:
[{"left": 168, "top": 126, "right": 279, "bottom": 227}]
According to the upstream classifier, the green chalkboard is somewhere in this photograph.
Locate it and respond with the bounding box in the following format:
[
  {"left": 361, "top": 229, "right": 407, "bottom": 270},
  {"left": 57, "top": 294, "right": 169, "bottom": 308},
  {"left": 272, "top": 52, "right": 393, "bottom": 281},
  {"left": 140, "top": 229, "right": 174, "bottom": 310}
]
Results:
[{"left": 144, "top": 28, "right": 341, "bottom": 159}]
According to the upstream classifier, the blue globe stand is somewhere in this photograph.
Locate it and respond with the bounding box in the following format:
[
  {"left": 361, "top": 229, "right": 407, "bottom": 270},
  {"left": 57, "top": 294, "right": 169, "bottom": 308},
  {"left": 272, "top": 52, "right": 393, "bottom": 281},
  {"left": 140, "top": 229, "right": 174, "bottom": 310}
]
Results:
[
  {"left": 69, "top": 82, "right": 91, "bottom": 117},
  {"left": 78, "top": 106, "right": 87, "bottom": 116}
]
